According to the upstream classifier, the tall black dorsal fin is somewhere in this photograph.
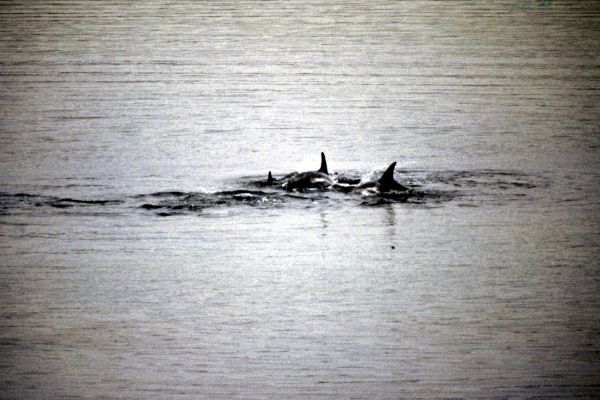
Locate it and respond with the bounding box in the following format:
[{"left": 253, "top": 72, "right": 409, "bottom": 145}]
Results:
[
  {"left": 318, "top": 152, "right": 328, "bottom": 174},
  {"left": 379, "top": 162, "right": 397, "bottom": 185},
  {"left": 267, "top": 171, "right": 273, "bottom": 185}
]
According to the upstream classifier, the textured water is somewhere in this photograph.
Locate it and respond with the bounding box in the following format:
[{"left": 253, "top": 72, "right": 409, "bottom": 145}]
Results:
[{"left": 1, "top": 1, "right": 599, "bottom": 399}]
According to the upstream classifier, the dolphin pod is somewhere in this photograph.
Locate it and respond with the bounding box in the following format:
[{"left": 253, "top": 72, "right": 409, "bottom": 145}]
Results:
[{"left": 267, "top": 152, "right": 411, "bottom": 196}]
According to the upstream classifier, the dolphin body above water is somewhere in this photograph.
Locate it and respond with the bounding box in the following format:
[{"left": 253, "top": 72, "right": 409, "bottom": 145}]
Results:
[
  {"left": 351, "top": 162, "right": 411, "bottom": 196},
  {"left": 268, "top": 152, "right": 333, "bottom": 191},
  {"left": 264, "top": 153, "right": 411, "bottom": 199}
]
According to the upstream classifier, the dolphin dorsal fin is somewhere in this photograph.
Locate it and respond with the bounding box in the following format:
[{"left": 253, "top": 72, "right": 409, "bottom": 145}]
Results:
[
  {"left": 267, "top": 171, "right": 273, "bottom": 185},
  {"left": 379, "top": 162, "right": 397, "bottom": 185},
  {"left": 318, "top": 152, "right": 329, "bottom": 174}
]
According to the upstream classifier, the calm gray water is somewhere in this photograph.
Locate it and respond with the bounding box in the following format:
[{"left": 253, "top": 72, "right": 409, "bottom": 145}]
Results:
[{"left": 1, "top": 1, "right": 599, "bottom": 398}]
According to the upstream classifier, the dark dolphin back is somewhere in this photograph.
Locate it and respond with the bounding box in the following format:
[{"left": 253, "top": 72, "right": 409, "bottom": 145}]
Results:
[{"left": 318, "top": 152, "right": 328, "bottom": 174}]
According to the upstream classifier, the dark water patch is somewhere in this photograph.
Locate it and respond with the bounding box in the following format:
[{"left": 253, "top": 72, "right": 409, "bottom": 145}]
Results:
[
  {"left": 457, "top": 203, "right": 480, "bottom": 208},
  {"left": 0, "top": 193, "right": 59, "bottom": 211},
  {"left": 48, "top": 198, "right": 123, "bottom": 208},
  {"left": 12, "top": 193, "right": 39, "bottom": 198},
  {"left": 359, "top": 189, "right": 457, "bottom": 207},
  {"left": 140, "top": 203, "right": 163, "bottom": 210},
  {"left": 137, "top": 190, "right": 290, "bottom": 216},
  {"left": 0, "top": 192, "right": 124, "bottom": 215},
  {"left": 54, "top": 198, "right": 122, "bottom": 205},
  {"left": 413, "top": 169, "right": 550, "bottom": 206},
  {"left": 405, "top": 189, "right": 458, "bottom": 205},
  {"left": 49, "top": 202, "right": 73, "bottom": 209},
  {"left": 148, "top": 191, "right": 188, "bottom": 198},
  {"left": 424, "top": 170, "right": 550, "bottom": 189},
  {"left": 156, "top": 211, "right": 183, "bottom": 217}
]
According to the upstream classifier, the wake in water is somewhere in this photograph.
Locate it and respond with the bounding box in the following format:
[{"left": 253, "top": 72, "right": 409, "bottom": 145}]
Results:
[{"left": 0, "top": 169, "right": 548, "bottom": 217}]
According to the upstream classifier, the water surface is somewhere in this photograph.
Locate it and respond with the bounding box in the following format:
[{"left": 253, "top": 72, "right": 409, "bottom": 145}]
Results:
[{"left": 1, "top": 1, "right": 599, "bottom": 398}]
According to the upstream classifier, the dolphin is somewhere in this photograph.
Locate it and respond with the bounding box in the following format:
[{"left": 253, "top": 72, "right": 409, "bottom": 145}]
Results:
[
  {"left": 267, "top": 152, "right": 333, "bottom": 191},
  {"left": 352, "top": 162, "right": 410, "bottom": 195}
]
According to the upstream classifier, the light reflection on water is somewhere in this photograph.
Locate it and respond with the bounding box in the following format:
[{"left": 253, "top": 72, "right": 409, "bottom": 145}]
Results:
[{"left": 1, "top": 0, "right": 599, "bottom": 398}]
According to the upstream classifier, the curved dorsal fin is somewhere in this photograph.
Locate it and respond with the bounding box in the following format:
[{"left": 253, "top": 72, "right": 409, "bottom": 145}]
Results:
[
  {"left": 379, "top": 162, "right": 397, "bottom": 185},
  {"left": 318, "top": 152, "right": 328, "bottom": 174},
  {"left": 378, "top": 161, "right": 409, "bottom": 191}
]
